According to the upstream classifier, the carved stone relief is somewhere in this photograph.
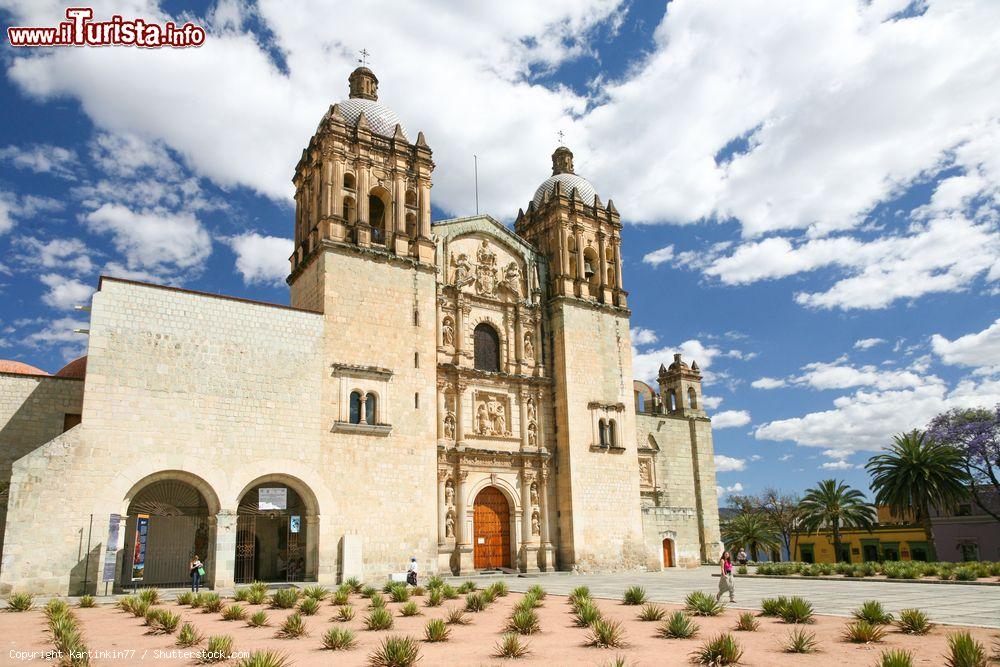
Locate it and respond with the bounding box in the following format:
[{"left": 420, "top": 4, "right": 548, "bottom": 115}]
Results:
[
  {"left": 523, "top": 331, "right": 534, "bottom": 359},
  {"left": 441, "top": 316, "right": 455, "bottom": 347},
  {"left": 474, "top": 391, "right": 512, "bottom": 437},
  {"left": 443, "top": 411, "right": 456, "bottom": 440}
]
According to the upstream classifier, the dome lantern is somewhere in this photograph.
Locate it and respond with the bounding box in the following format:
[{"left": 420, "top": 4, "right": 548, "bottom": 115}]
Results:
[{"left": 348, "top": 66, "right": 379, "bottom": 101}]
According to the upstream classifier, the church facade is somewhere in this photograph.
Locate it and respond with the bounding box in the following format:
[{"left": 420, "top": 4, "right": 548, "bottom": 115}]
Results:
[{"left": 0, "top": 68, "right": 721, "bottom": 595}]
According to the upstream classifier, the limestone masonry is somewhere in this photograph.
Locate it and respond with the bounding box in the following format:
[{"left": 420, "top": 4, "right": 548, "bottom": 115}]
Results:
[{"left": 0, "top": 67, "right": 720, "bottom": 595}]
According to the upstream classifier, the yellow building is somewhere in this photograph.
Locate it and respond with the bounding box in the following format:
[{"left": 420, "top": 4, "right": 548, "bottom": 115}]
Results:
[{"left": 793, "top": 507, "right": 930, "bottom": 563}]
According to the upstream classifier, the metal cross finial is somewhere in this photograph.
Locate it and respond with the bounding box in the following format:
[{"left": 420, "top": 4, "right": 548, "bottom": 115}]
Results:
[
  {"left": 557, "top": 130, "right": 565, "bottom": 145},
  {"left": 358, "top": 48, "right": 371, "bottom": 67}
]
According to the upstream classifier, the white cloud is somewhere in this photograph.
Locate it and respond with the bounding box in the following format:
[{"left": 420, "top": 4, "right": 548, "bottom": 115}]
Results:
[
  {"left": 712, "top": 409, "right": 751, "bottom": 429},
  {"left": 642, "top": 245, "right": 674, "bottom": 266},
  {"left": 632, "top": 338, "right": 720, "bottom": 383},
  {"left": 749, "top": 454, "right": 762, "bottom": 462},
  {"left": 931, "top": 318, "right": 1000, "bottom": 370},
  {"left": 820, "top": 460, "right": 857, "bottom": 470},
  {"left": 224, "top": 233, "right": 293, "bottom": 287},
  {"left": 854, "top": 337, "right": 886, "bottom": 350},
  {"left": 16, "top": 237, "right": 95, "bottom": 275},
  {"left": 821, "top": 448, "right": 853, "bottom": 460},
  {"left": 632, "top": 327, "right": 659, "bottom": 346},
  {"left": 84, "top": 203, "right": 211, "bottom": 280},
  {"left": 702, "top": 395, "right": 723, "bottom": 410},
  {"left": 0, "top": 191, "right": 64, "bottom": 236},
  {"left": 751, "top": 377, "right": 786, "bottom": 389},
  {"left": 778, "top": 454, "right": 793, "bottom": 462},
  {"left": 0, "top": 143, "right": 77, "bottom": 179},
  {"left": 795, "top": 359, "right": 927, "bottom": 391},
  {"left": 23, "top": 316, "right": 88, "bottom": 360},
  {"left": 716, "top": 482, "right": 744, "bottom": 498},
  {"left": 714, "top": 454, "right": 746, "bottom": 472},
  {"left": 39, "top": 274, "right": 95, "bottom": 310}
]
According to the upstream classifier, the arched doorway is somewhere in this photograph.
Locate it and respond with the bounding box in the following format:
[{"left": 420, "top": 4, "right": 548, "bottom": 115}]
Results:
[
  {"left": 235, "top": 481, "right": 313, "bottom": 583},
  {"left": 473, "top": 487, "right": 511, "bottom": 569},
  {"left": 121, "top": 478, "right": 213, "bottom": 589},
  {"left": 662, "top": 538, "right": 674, "bottom": 568}
]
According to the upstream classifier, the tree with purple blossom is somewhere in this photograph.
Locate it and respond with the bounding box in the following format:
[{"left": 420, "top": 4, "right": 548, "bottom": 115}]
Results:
[{"left": 926, "top": 404, "right": 1000, "bottom": 522}]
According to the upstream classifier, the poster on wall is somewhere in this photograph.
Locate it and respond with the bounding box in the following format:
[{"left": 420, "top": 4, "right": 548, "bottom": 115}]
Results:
[
  {"left": 290, "top": 515, "right": 301, "bottom": 533},
  {"left": 259, "top": 487, "right": 287, "bottom": 510},
  {"left": 130, "top": 514, "right": 149, "bottom": 581},
  {"left": 101, "top": 513, "right": 121, "bottom": 583}
]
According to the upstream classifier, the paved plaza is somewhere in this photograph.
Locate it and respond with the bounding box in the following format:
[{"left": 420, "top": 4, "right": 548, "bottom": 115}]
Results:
[{"left": 449, "top": 567, "right": 1000, "bottom": 629}]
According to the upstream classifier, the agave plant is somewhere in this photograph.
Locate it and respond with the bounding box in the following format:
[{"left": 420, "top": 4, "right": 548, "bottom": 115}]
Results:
[
  {"left": 573, "top": 599, "right": 603, "bottom": 627},
  {"left": 138, "top": 588, "right": 161, "bottom": 605},
  {"left": 457, "top": 581, "right": 477, "bottom": 594},
  {"left": 494, "top": 633, "right": 531, "bottom": 659},
  {"left": 944, "top": 631, "right": 986, "bottom": 667},
  {"left": 622, "top": 586, "right": 647, "bottom": 606},
  {"left": 77, "top": 595, "right": 96, "bottom": 609},
  {"left": 779, "top": 597, "right": 814, "bottom": 624},
  {"left": 658, "top": 611, "right": 698, "bottom": 639},
  {"left": 637, "top": 603, "right": 666, "bottom": 622},
  {"left": 199, "top": 635, "right": 234, "bottom": 664},
  {"left": 424, "top": 618, "right": 450, "bottom": 642},
  {"left": 759, "top": 596, "right": 788, "bottom": 617},
  {"left": 176, "top": 592, "right": 194, "bottom": 606},
  {"left": 734, "top": 611, "right": 759, "bottom": 631},
  {"left": 176, "top": 622, "right": 203, "bottom": 648},
  {"left": 782, "top": 628, "right": 818, "bottom": 653},
  {"left": 896, "top": 608, "right": 932, "bottom": 635},
  {"left": 425, "top": 575, "right": 444, "bottom": 590},
  {"left": 270, "top": 589, "right": 299, "bottom": 610},
  {"left": 200, "top": 593, "right": 223, "bottom": 613},
  {"left": 275, "top": 612, "right": 308, "bottom": 639},
  {"left": 853, "top": 600, "right": 894, "bottom": 625},
  {"left": 321, "top": 627, "right": 358, "bottom": 650},
  {"left": 464, "top": 592, "right": 487, "bottom": 613},
  {"left": 399, "top": 601, "right": 420, "bottom": 617},
  {"left": 368, "top": 635, "right": 421, "bottom": 667},
  {"left": 444, "top": 606, "right": 471, "bottom": 625},
  {"left": 332, "top": 588, "right": 351, "bottom": 606},
  {"left": 369, "top": 592, "right": 387, "bottom": 609},
  {"left": 221, "top": 604, "right": 247, "bottom": 622},
  {"left": 302, "top": 585, "right": 329, "bottom": 601},
  {"left": 247, "top": 610, "right": 269, "bottom": 628},
  {"left": 336, "top": 605, "right": 356, "bottom": 622},
  {"left": 526, "top": 584, "right": 546, "bottom": 600},
  {"left": 365, "top": 607, "right": 394, "bottom": 631},
  {"left": 425, "top": 589, "right": 443, "bottom": 607},
  {"left": 506, "top": 608, "right": 540, "bottom": 635},
  {"left": 843, "top": 620, "right": 887, "bottom": 644},
  {"left": 690, "top": 633, "right": 743, "bottom": 665},
  {"left": 586, "top": 619, "right": 627, "bottom": 648},
  {"left": 233, "top": 650, "right": 293, "bottom": 667},
  {"left": 388, "top": 582, "right": 410, "bottom": 603},
  {"left": 877, "top": 649, "right": 915, "bottom": 667},
  {"left": 343, "top": 577, "right": 362, "bottom": 593},
  {"left": 684, "top": 591, "right": 724, "bottom": 617},
  {"left": 298, "top": 597, "right": 320, "bottom": 616}
]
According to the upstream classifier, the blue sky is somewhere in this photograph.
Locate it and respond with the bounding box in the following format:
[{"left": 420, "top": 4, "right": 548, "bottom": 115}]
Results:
[{"left": 1, "top": 0, "right": 998, "bottom": 501}]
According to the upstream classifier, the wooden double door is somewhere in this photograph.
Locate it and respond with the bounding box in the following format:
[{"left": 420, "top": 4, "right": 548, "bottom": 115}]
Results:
[{"left": 473, "top": 487, "right": 511, "bottom": 569}]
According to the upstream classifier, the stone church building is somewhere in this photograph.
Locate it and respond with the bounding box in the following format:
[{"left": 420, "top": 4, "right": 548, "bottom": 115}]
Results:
[{"left": 0, "top": 68, "right": 721, "bottom": 595}]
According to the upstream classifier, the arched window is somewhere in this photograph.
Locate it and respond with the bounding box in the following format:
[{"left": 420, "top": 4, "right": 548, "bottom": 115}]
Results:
[
  {"left": 342, "top": 196, "right": 356, "bottom": 222},
  {"left": 688, "top": 387, "right": 698, "bottom": 410},
  {"left": 405, "top": 212, "right": 417, "bottom": 238},
  {"left": 599, "top": 419, "right": 608, "bottom": 447},
  {"left": 369, "top": 194, "right": 386, "bottom": 243},
  {"left": 608, "top": 420, "right": 617, "bottom": 446},
  {"left": 344, "top": 173, "right": 356, "bottom": 189},
  {"left": 365, "top": 393, "right": 378, "bottom": 424},
  {"left": 349, "top": 391, "right": 362, "bottom": 424},
  {"left": 669, "top": 390, "right": 677, "bottom": 411},
  {"left": 583, "top": 248, "right": 600, "bottom": 291},
  {"left": 405, "top": 190, "right": 417, "bottom": 207},
  {"left": 473, "top": 323, "right": 500, "bottom": 372}
]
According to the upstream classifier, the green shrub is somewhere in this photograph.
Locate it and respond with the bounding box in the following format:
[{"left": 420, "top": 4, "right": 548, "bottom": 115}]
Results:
[
  {"left": 361, "top": 585, "right": 378, "bottom": 599},
  {"left": 526, "top": 584, "right": 546, "bottom": 600},
  {"left": 365, "top": 607, "right": 394, "bottom": 631},
  {"left": 388, "top": 582, "right": 410, "bottom": 603},
  {"left": 955, "top": 567, "right": 979, "bottom": 582},
  {"left": 412, "top": 586, "right": 425, "bottom": 597},
  {"left": 302, "top": 585, "right": 328, "bottom": 600},
  {"left": 369, "top": 592, "right": 387, "bottom": 609},
  {"left": 444, "top": 606, "right": 470, "bottom": 625},
  {"left": 344, "top": 577, "right": 362, "bottom": 593},
  {"left": 138, "top": 588, "right": 161, "bottom": 605},
  {"left": 368, "top": 635, "right": 421, "bottom": 667},
  {"left": 519, "top": 592, "right": 543, "bottom": 609},
  {"left": 336, "top": 605, "right": 356, "bottom": 622},
  {"left": 622, "top": 585, "right": 647, "bottom": 605},
  {"left": 45, "top": 598, "right": 70, "bottom": 620},
  {"left": 853, "top": 600, "right": 894, "bottom": 625},
  {"left": 131, "top": 599, "right": 151, "bottom": 618},
  {"left": 233, "top": 588, "right": 249, "bottom": 602},
  {"left": 488, "top": 581, "right": 509, "bottom": 597},
  {"left": 426, "top": 575, "right": 444, "bottom": 590},
  {"left": 233, "top": 650, "right": 292, "bottom": 667},
  {"left": 426, "top": 589, "right": 443, "bottom": 607},
  {"left": 269, "top": 589, "right": 298, "bottom": 609},
  {"left": 246, "top": 587, "right": 268, "bottom": 605},
  {"left": 802, "top": 563, "right": 821, "bottom": 577},
  {"left": 877, "top": 649, "right": 914, "bottom": 667},
  {"left": 782, "top": 628, "right": 818, "bottom": 653},
  {"left": 818, "top": 563, "right": 834, "bottom": 575},
  {"left": 638, "top": 603, "right": 666, "bottom": 622},
  {"left": 152, "top": 609, "right": 181, "bottom": 634},
  {"left": 734, "top": 611, "right": 759, "bottom": 631},
  {"left": 78, "top": 595, "right": 96, "bottom": 609},
  {"left": 506, "top": 608, "right": 540, "bottom": 635},
  {"left": 944, "top": 631, "right": 986, "bottom": 667},
  {"left": 457, "top": 581, "right": 476, "bottom": 594},
  {"left": 896, "top": 608, "right": 932, "bottom": 635},
  {"left": 779, "top": 597, "right": 814, "bottom": 624},
  {"left": 298, "top": 597, "right": 320, "bottom": 616},
  {"left": 684, "top": 591, "right": 724, "bottom": 617},
  {"left": 176, "top": 622, "right": 203, "bottom": 647},
  {"left": 400, "top": 601, "right": 420, "bottom": 617},
  {"left": 331, "top": 589, "right": 350, "bottom": 606},
  {"left": 481, "top": 587, "right": 498, "bottom": 605},
  {"left": 570, "top": 585, "right": 591, "bottom": 600},
  {"left": 247, "top": 610, "right": 269, "bottom": 627},
  {"left": 736, "top": 565, "right": 748, "bottom": 575},
  {"left": 586, "top": 619, "right": 627, "bottom": 648},
  {"left": 658, "top": 611, "right": 698, "bottom": 639},
  {"left": 843, "top": 620, "right": 887, "bottom": 644},
  {"left": 690, "top": 633, "right": 742, "bottom": 665},
  {"left": 760, "top": 596, "right": 788, "bottom": 617},
  {"left": 424, "top": 618, "right": 450, "bottom": 642},
  {"left": 441, "top": 584, "right": 459, "bottom": 600},
  {"left": 464, "top": 592, "right": 487, "bottom": 612},
  {"left": 221, "top": 604, "right": 247, "bottom": 621},
  {"left": 176, "top": 592, "right": 194, "bottom": 606},
  {"left": 51, "top": 619, "right": 88, "bottom": 666},
  {"left": 321, "top": 627, "right": 358, "bottom": 650},
  {"left": 200, "top": 593, "right": 222, "bottom": 613},
  {"left": 275, "top": 612, "right": 307, "bottom": 639},
  {"left": 494, "top": 633, "right": 531, "bottom": 659},
  {"left": 199, "top": 635, "right": 233, "bottom": 663},
  {"left": 573, "top": 599, "right": 603, "bottom": 627}
]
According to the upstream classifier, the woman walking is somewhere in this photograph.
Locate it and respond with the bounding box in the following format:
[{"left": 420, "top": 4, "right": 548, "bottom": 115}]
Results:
[
  {"left": 189, "top": 554, "right": 204, "bottom": 593},
  {"left": 715, "top": 550, "right": 735, "bottom": 603}
]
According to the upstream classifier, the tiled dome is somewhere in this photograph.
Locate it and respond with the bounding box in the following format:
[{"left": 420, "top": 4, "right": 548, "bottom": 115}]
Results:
[
  {"left": 55, "top": 355, "right": 87, "bottom": 379},
  {"left": 532, "top": 172, "right": 600, "bottom": 207},
  {"left": 337, "top": 98, "right": 407, "bottom": 139},
  {"left": 0, "top": 360, "right": 49, "bottom": 376}
]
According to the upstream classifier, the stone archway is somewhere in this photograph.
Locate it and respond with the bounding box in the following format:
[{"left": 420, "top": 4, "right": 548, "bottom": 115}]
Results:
[
  {"left": 473, "top": 486, "right": 511, "bottom": 569},
  {"left": 235, "top": 475, "right": 319, "bottom": 584}
]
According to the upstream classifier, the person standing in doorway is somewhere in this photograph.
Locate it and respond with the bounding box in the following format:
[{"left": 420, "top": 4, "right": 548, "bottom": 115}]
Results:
[
  {"left": 189, "top": 554, "right": 205, "bottom": 592},
  {"left": 407, "top": 557, "right": 418, "bottom": 586},
  {"left": 715, "top": 551, "right": 735, "bottom": 603},
  {"left": 737, "top": 548, "right": 748, "bottom": 566}
]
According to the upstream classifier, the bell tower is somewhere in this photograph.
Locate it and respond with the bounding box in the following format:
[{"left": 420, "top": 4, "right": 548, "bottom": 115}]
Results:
[{"left": 517, "top": 147, "right": 645, "bottom": 569}]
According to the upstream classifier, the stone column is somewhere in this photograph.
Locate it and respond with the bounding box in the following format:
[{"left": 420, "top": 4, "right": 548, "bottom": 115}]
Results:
[
  {"left": 613, "top": 238, "right": 623, "bottom": 288},
  {"left": 560, "top": 227, "right": 570, "bottom": 277},
  {"left": 513, "top": 306, "right": 524, "bottom": 367},
  {"left": 538, "top": 471, "right": 554, "bottom": 570},
  {"left": 305, "top": 515, "right": 320, "bottom": 582},
  {"left": 358, "top": 168, "right": 370, "bottom": 223},
  {"left": 455, "top": 470, "right": 472, "bottom": 573},
  {"left": 394, "top": 176, "right": 405, "bottom": 235},
  {"left": 518, "top": 387, "right": 529, "bottom": 450},
  {"left": 454, "top": 298, "right": 465, "bottom": 358},
  {"left": 455, "top": 381, "right": 466, "bottom": 445},
  {"left": 419, "top": 181, "right": 431, "bottom": 237},
  {"left": 598, "top": 232, "right": 608, "bottom": 288},
  {"left": 437, "top": 470, "right": 448, "bottom": 545},
  {"left": 331, "top": 160, "right": 343, "bottom": 215},
  {"left": 575, "top": 229, "right": 585, "bottom": 281},
  {"left": 436, "top": 384, "right": 446, "bottom": 441},
  {"left": 212, "top": 510, "right": 238, "bottom": 590},
  {"left": 520, "top": 472, "right": 532, "bottom": 542}
]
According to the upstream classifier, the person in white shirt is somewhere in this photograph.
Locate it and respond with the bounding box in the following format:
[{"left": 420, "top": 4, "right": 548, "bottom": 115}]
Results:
[{"left": 407, "top": 556, "right": 418, "bottom": 586}]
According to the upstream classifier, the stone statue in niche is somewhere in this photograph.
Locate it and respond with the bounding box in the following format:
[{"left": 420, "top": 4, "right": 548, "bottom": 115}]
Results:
[
  {"left": 488, "top": 395, "right": 506, "bottom": 435},
  {"left": 639, "top": 459, "right": 652, "bottom": 485},
  {"left": 443, "top": 411, "right": 456, "bottom": 440},
  {"left": 445, "top": 509, "right": 455, "bottom": 538},
  {"left": 523, "top": 332, "right": 534, "bottom": 359},
  {"left": 474, "top": 240, "right": 498, "bottom": 296},
  {"left": 531, "top": 510, "right": 540, "bottom": 536},
  {"left": 476, "top": 402, "right": 490, "bottom": 435},
  {"left": 530, "top": 481, "right": 538, "bottom": 507},
  {"left": 526, "top": 396, "right": 536, "bottom": 422},
  {"left": 451, "top": 253, "right": 474, "bottom": 289},
  {"left": 503, "top": 262, "right": 522, "bottom": 296},
  {"left": 442, "top": 317, "right": 455, "bottom": 347},
  {"left": 444, "top": 479, "right": 454, "bottom": 505},
  {"left": 475, "top": 393, "right": 511, "bottom": 436},
  {"left": 527, "top": 422, "right": 537, "bottom": 448}
]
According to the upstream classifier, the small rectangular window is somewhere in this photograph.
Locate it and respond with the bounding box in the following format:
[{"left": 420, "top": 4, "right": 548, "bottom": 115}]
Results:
[
  {"left": 414, "top": 352, "right": 419, "bottom": 368},
  {"left": 415, "top": 392, "right": 420, "bottom": 409},
  {"left": 413, "top": 309, "right": 420, "bottom": 326}
]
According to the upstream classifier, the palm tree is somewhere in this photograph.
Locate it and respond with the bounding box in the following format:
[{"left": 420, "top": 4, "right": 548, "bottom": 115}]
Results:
[
  {"left": 866, "top": 429, "right": 971, "bottom": 561},
  {"left": 721, "top": 512, "right": 780, "bottom": 561},
  {"left": 798, "top": 479, "right": 875, "bottom": 563}
]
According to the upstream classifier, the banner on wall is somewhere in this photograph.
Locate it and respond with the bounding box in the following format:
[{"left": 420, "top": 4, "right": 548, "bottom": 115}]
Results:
[
  {"left": 258, "top": 487, "right": 287, "bottom": 510},
  {"left": 101, "top": 513, "right": 121, "bottom": 583},
  {"left": 130, "top": 514, "right": 149, "bottom": 581}
]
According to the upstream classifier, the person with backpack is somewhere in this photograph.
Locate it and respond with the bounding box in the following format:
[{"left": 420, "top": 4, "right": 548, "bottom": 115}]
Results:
[
  {"left": 406, "top": 556, "right": 418, "bottom": 586},
  {"left": 189, "top": 554, "right": 205, "bottom": 592}
]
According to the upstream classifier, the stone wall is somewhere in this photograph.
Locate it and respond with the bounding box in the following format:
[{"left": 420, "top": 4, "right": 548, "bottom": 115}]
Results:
[{"left": 549, "top": 300, "right": 645, "bottom": 570}]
